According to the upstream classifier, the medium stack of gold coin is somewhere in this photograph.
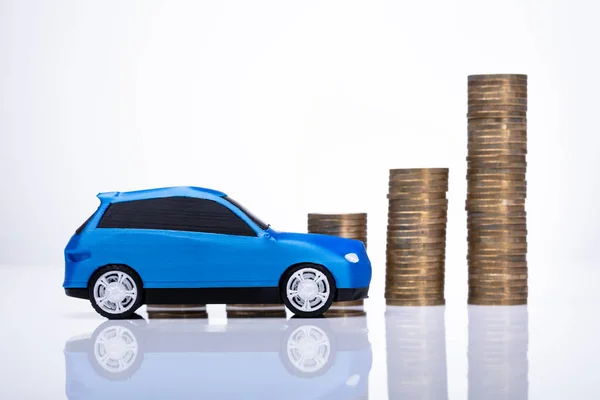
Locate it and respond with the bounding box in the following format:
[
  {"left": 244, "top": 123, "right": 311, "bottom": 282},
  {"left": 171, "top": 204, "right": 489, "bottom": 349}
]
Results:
[
  {"left": 226, "top": 304, "right": 287, "bottom": 318},
  {"left": 308, "top": 213, "right": 368, "bottom": 307},
  {"left": 467, "top": 74, "right": 528, "bottom": 305},
  {"left": 146, "top": 304, "right": 208, "bottom": 319},
  {"left": 385, "top": 168, "right": 448, "bottom": 306}
]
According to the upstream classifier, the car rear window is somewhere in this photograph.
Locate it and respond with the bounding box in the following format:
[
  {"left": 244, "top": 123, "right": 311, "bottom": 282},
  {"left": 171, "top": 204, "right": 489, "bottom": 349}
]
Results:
[{"left": 75, "top": 213, "right": 94, "bottom": 235}]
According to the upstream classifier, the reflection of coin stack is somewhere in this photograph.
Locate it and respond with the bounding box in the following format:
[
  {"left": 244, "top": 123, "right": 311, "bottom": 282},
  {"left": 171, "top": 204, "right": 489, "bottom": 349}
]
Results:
[
  {"left": 146, "top": 304, "right": 208, "bottom": 319},
  {"left": 385, "top": 306, "right": 449, "bottom": 399},
  {"left": 468, "top": 306, "right": 529, "bottom": 399},
  {"left": 226, "top": 304, "right": 287, "bottom": 318},
  {"left": 466, "top": 74, "right": 528, "bottom": 305},
  {"left": 385, "top": 169, "right": 448, "bottom": 306},
  {"left": 308, "top": 213, "right": 368, "bottom": 308}
]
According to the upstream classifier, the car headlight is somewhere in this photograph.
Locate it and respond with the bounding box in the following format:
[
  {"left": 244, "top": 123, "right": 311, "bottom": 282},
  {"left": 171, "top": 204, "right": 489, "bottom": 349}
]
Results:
[{"left": 345, "top": 253, "right": 359, "bottom": 263}]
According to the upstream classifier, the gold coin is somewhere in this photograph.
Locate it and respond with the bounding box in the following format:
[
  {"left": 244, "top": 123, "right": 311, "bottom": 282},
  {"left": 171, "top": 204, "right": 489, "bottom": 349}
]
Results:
[
  {"left": 386, "top": 261, "right": 446, "bottom": 269},
  {"left": 468, "top": 150, "right": 527, "bottom": 157},
  {"left": 466, "top": 200, "right": 526, "bottom": 208},
  {"left": 468, "top": 99, "right": 528, "bottom": 108},
  {"left": 387, "top": 246, "right": 446, "bottom": 254},
  {"left": 389, "top": 168, "right": 449, "bottom": 175},
  {"left": 468, "top": 82, "right": 528, "bottom": 91},
  {"left": 468, "top": 104, "right": 528, "bottom": 112},
  {"left": 387, "top": 187, "right": 448, "bottom": 194},
  {"left": 469, "top": 250, "right": 527, "bottom": 258},
  {"left": 388, "top": 235, "right": 447, "bottom": 243},
  {"left": 388, "top": 181, "right": 449, "bottom": 189},
  {"left": 388, "top": 223, "right": 448, "bottom": 231},
  {"left": 387, "top": 250, "right": 446, "bottom": 258},
  {"left": 468, "top": 138, "right": 527, "bottom": 147},
  {"left": 386, "top": 267, "right": 445, "bottom": 275},
  {"left": 466, "top": 191, "right": 527, "bottom": 198},
  {"left": 468, "top": 127, "right": 527, "bottom": 136},
  {"left": 387, "top": 192, "right": 447, "bottom": 200},
  {"left": 386, "top": 278, "right": 444, "bottom": 286},
  {"left": 386, "top": 298, "right": 445, "bottom": 306},
  {"left": 386, "top": 228, "right": 447, "bottom": 237},
  {"left": 388, "top": 219, "right": 448, "bottom": 227},
  {"left": 388, "top": 198, "right": 448, "bottom": 206},
  {"left": 468, "top": 142, "right": 527, "bottom": 151},
  {"left": 468, "top": 298, "right": 526, "bottom": 305},
  {"left": 468, "top": 73, "right": 527, "bottom": 80},
  {"left": 468, "top": 110, "right": 527, "bottom": 118},
  {"left": 388, "top": 207, "right": 449, "bottom": 215},
  {"left": 468, "top": 116, "right": 527, "bottom": 124},
  {"left": 307, "top": 213, "right": 367, "bottom": 220},
  {"left": 467, "top": 224, "right": 528, "bottom": 231},
  {"left": 468, "top": 240, "right": 527, "bottom": 248},
  {"left": 468, "top": 293, "right": 528, "bottom": 301},
  {"left": 469, "top": 286, "right": 529, "bottom": 293},
  {"left": 466, "top": 154, "right": 526, "bottom": 163},
  {"left": 469, "top": 267, "right": 527, "bottom": 275},
  {"left": 307, "top": 226, "right": 367, "bottom": 234},
  {"left": 385, "top": 294, "right": 444, "bottom": 301},
  {"left": 469, "top": 270, "right": 527, "bottom": 279},
  {"left": 387, "top": 254, "right": 445, "bottom": 261},
  {"left": 468, "top": 252, "right": 526, "bottom": 260}
]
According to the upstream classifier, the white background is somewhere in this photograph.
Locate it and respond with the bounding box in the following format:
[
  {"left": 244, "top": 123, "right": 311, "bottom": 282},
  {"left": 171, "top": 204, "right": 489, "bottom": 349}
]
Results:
[{"left": 1, "top": 1, "right": 599, "bottom": 398}]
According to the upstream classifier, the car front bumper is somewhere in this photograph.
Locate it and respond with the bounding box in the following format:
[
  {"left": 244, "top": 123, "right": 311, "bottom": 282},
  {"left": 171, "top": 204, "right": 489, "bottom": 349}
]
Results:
[{"left": 335, "top": 287, "right": 369, "bottom": 302}]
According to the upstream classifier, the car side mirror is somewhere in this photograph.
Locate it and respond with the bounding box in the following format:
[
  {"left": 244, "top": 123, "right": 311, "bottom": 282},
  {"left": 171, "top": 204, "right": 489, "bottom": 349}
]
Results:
[{"left": 263, "top": 231, "right": 271, "bottom": 239}]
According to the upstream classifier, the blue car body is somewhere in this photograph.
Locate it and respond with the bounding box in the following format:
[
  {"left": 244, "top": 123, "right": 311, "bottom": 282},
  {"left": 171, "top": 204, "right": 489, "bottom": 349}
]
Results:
[{"left": 63, "top": 186, "right": 371, "bottom": 305}]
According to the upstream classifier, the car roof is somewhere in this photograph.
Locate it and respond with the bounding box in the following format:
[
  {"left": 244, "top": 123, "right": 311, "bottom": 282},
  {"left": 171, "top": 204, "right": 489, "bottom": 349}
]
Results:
[{"left": 97, "top": 186, "right": 227, "bottom": 203}]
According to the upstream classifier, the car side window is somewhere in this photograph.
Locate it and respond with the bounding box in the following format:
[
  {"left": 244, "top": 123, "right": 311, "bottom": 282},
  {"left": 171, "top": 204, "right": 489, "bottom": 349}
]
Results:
[{"left": 97, "top": 196, "right": 257, "bottom": 236}]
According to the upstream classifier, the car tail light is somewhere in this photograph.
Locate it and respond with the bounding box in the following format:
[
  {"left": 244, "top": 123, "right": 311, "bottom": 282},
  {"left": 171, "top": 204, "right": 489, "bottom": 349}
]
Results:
[{"left": 66, "top": 251, "right": 91, "bottom": 262}]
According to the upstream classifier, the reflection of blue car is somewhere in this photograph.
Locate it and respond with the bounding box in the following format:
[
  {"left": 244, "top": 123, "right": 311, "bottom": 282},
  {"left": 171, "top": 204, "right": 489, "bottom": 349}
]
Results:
[
  {"left": 63, "top": 316, "right": 372, "bottom": 399},
  {"left": 63, "top": 187, "right": 371, "bottom": 318}
]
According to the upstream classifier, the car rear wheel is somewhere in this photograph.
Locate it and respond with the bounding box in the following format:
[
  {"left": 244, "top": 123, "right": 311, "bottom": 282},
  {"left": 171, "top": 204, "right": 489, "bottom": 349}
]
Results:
[
  {"left": 281, "top": 264, "right": 336, "bottom": 317},
  {"left": 89, "top": 265, "right": 144, "bottom": 319}
]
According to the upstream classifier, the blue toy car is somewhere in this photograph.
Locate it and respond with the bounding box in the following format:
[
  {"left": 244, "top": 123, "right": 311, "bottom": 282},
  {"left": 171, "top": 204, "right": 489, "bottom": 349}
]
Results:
[{"left": 63, "top": 186, "right": 372, "bottom": 318}]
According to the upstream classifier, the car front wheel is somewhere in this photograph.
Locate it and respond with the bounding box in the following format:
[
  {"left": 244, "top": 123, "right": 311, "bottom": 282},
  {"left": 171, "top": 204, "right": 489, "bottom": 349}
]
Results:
[{"left": 281, "top": 264, "right": 336, "bottom": 317}]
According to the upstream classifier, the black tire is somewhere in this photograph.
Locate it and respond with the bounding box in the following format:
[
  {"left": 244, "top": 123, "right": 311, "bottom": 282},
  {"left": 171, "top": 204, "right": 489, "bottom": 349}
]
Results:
[
  {"left": 88, "top": 264, "right": 144, "bottom": 319},
  {"left": 280, "top": 263, "right": 336, "bottom": 318}
]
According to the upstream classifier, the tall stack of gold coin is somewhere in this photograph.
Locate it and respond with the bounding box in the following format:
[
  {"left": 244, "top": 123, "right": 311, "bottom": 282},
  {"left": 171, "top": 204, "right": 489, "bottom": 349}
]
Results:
[
  {"left": 146, "top": 304, "right": 208, "bottom": 319},
  {"left": 308, "top": 213, "right": 368, "bottom": 307},
  {"left": 385, "top": 168, "right": 448, "bottom": 306},
  {"left": 466, "top": 74, "right": 528, "bottom": 305}
]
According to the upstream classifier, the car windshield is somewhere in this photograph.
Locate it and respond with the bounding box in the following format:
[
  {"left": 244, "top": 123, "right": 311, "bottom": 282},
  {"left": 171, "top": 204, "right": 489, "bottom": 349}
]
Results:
[{"left": 223, "top": 196, "right": 269, "bottom": 231}]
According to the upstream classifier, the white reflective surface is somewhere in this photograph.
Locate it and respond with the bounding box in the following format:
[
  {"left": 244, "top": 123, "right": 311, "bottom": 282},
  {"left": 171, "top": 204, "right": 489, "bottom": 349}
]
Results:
[{"left": 0, "top": 265, "right": 599, "bottom": 399}]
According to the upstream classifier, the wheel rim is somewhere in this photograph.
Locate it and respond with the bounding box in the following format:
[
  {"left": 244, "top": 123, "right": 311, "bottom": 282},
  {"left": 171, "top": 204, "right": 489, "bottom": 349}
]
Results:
[
  {"left": 94, "top": 325, "right": 138, "bottom": 374},
  {"left": 286, "top": 325, "right": 331, "bottom": 373},
  {"left": 286, "top": 268, "right": 330, "bottom": 312},
  {"left": 93, "top": 271, "right": 138, "bottom": 314}
]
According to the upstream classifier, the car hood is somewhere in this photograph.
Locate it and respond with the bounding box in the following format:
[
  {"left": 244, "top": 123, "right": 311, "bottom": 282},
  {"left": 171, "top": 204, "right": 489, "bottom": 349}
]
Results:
[{"left": 272, "top": 230, "right": 364, "bottom": 253}]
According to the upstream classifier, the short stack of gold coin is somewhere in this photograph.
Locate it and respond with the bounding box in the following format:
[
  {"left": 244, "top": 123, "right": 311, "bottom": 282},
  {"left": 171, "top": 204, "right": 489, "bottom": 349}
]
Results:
[
  {"left": 308, "top": 213, "right": 368, "bottom": 308},
  {"left": 385, "top": 168, "right": 449, "bottom": 306},
  {"left": 226, "top": 304, "right": 287, "bottom": 318},
  {"left": 466, "top": 74, "right": 528, "bottom": 305},
  {"left": 146, "top": 304, "right": 208, "bottom": 319}
]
